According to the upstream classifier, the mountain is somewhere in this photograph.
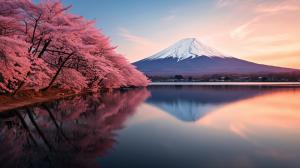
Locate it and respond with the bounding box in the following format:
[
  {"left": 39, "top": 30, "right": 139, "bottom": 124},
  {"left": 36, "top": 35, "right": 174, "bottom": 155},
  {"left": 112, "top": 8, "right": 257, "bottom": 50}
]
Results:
[
  {"left": 146, "top": 85, "right": 274, "bottom": 122},
  {"left": 133, "top": 38, "right": 298, "bottom": 76}
]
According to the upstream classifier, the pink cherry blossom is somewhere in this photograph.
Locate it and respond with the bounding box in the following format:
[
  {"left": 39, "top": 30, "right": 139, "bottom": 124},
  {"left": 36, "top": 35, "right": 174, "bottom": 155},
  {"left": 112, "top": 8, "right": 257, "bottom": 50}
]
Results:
[{"left": 0, "top": 0, "right": 149, "bottom": 94}]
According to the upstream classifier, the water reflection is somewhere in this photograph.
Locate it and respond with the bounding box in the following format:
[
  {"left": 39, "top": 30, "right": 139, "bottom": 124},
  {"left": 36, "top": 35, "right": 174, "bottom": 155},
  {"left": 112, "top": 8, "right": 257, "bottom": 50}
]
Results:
[
  {"left": 101, "top": 86, "right": 300, "bottom": 168},
  {"left": 1, "top": 85, "right": 300, "bottom": 168},
  {"left": 198, "top": 89, "right": 300, "bottom": 161},
  {"left": 147, "top": 85, "right": 277, "bottom": 122},
  {"left": 0, "top": 89, "right": 149, "bottom": 168}
]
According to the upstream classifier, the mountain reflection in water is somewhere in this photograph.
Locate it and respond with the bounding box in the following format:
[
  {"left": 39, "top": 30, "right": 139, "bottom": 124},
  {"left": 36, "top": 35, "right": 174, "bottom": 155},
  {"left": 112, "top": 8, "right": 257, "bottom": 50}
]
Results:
[
  {"left": 0, "top": 89, "right": 149, "bottom": 168},
  {"left": 1, "top": 85, "right": 300, "bottom": 168},
  {"left": 102, "top": 85, "right": 300, "bottom": 168},
  {"left": 146, "top": 85, "right": 276, "bottom": 122}
]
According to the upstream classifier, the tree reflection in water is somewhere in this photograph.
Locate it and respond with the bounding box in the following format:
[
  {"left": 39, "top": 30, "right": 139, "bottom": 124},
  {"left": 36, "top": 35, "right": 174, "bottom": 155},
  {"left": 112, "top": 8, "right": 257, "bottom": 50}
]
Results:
[{"left": 0, "top": 88, "right": 150, "bottom": 168}]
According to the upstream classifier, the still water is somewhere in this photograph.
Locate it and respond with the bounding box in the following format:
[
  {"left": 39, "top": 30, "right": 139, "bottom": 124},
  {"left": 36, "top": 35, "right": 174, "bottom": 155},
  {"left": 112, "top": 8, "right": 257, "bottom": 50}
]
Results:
[{"left": 1, "top": 85, "right": 300, "bottom": 168}]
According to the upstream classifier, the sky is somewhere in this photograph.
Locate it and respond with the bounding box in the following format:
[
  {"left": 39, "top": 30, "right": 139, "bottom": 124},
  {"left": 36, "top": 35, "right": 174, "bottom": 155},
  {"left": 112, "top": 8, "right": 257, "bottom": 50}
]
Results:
[{"left": 56, "top": 0, "right": 300, "bottom": 68}]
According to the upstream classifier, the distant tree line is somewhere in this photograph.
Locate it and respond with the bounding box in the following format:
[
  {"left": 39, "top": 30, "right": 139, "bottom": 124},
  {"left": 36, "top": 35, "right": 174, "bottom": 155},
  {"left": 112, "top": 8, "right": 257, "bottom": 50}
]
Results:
[{"left": 149, "top": 73, "right": 300, "bottom": 82}]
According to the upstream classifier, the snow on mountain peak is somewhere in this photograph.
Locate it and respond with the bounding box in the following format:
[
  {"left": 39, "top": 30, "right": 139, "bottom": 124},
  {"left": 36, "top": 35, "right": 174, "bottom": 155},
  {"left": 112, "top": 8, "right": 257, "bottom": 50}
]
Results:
[{"left": 146, "top": 38, "right": 227, "bottom": 61}]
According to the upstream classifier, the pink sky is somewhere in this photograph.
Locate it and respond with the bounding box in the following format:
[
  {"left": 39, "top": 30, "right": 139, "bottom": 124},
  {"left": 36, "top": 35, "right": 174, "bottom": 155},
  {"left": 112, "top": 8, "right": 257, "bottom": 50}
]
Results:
[{"left": 114, "top": 0, "right": 300, "bottom": 69}]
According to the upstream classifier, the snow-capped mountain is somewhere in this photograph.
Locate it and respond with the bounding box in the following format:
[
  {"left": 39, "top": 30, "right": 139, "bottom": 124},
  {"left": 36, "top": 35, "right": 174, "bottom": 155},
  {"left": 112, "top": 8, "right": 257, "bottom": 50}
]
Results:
[
  {"left": 133, "top": 38, "right": 298, "bottom": 76},
  {"left": 146, "top": 86, "right": 272, "bottom": 122},
  {"left": 147, "top": 38, "right": 226, "bottom": 61}
]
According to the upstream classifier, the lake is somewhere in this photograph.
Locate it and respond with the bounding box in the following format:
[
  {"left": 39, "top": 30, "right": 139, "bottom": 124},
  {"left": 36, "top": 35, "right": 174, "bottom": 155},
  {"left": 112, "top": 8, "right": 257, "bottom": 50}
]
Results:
[{"left": 1, "top": 83, "right": 300, "bottom": 168}]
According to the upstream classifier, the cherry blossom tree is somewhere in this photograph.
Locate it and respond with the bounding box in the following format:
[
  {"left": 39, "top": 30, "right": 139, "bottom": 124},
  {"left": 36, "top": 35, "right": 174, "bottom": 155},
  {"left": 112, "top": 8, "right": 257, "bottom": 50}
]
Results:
[{"left": 0, "top": 0, "right": 149, "bottom": 95}]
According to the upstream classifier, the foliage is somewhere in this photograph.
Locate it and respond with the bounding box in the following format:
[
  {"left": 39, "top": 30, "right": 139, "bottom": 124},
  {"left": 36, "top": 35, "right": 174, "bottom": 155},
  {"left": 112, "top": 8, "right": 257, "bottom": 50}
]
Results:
[{"left": 0, "top": 0, "right": 149, "bottom": 94}]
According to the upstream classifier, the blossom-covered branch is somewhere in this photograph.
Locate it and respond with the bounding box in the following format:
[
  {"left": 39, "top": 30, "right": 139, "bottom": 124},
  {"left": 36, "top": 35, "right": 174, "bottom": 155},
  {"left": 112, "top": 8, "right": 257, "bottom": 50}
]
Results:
[{"left": 0, "top": 0, "right": 149, "bottom": 94}]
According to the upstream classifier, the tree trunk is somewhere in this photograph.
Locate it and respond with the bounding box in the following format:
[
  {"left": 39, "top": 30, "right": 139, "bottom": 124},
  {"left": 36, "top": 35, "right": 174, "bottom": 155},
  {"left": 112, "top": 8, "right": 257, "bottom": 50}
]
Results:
[
  {"left": 16, "top": 110, "right": 38, "bottom": 146},
  {"left": 26, "top": 108, "right": 53, "bottom": 151},
  {"left": 37, "top": 39, "right": 51, "bottom": 58},
  {"left": 33, "top": 37, "right": 43, "bottom": 55},
  {"left": 28, "top": 17, "right": 40, "bottom": 53},
  {"left": 12, "top": 71, "right": 30, "bottom": 96},
  {"left": 42, "top": 52, "right": 74, "bottom": 91},
  {"left": 11, "top": 81, "right": 25, "bottom": 96},
  {"left": 13, "top": 36, "right": 50, "bottom": 96},
  {"left": 42, "top": 105, "right": 76, "bottom": 149}
]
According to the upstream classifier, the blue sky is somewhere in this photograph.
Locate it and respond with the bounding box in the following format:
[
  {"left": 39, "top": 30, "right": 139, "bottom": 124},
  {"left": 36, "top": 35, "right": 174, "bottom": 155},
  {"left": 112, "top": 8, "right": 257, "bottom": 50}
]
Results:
[
  {"left": 58, "top": 0, "right": 226, "bottom": 61},
  {"left": 34, "top": 0, "right": 300, "bottom": 68},
  {"left": 61, "top": 0, "right": 214, "bottom": 37}
]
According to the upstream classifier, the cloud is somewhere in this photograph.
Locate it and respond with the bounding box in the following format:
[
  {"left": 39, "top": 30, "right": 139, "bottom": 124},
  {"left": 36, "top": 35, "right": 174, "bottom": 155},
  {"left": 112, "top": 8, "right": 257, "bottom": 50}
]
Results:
[
  {"left": 114, "top": 0, "right": 300, "bottom": 67},
  {"left": 216, "top": 0, "right": 238, "bottom": 8},
  {"left": 230, "top": 23, "right": 252, "bottom": 40},
  {"left": 247, "top": 42, "right": 300, "bottom": 54},
  {"left": 118, "top": 28, "right": 154, "bottom": 46},
  {"left": 256, "top": 1, "right": 300, "bottom": 13},
  {"left": 230, "top": 16, "right": 261, "bottom": 40},
  {"left": 161, "top": 15, "right": 176, "bottom": 22},
  {"left": 116, "top": 27, "right": 162, "bottom": 62},
  {"left": 218, "top": 0, "right": 300, "bottom": 68},
  {"left": 246, "top": 34, "right": 290, "bottom": 45},
  {"left": 230, "top": 0, "right": 300, "bottom": 40},
  {"left": 217, "top": 0, "right": 300, "bottom": 11},
  {"left": 247, "top": 50, "right": 300, "bottom": 61}
]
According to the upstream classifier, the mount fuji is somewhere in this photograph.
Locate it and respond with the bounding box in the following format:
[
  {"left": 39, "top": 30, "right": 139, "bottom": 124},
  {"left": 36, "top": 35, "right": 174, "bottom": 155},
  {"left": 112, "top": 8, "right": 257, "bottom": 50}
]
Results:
[{"left": 133, "top": 38, "right": 298, "bottom": 77}]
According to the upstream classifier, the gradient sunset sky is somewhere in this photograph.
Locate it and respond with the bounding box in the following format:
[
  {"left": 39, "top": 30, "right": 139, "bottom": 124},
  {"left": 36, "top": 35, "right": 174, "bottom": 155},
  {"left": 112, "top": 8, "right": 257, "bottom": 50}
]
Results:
[{"left": 58, "top": 0, "right": 300, "bottom": 68}]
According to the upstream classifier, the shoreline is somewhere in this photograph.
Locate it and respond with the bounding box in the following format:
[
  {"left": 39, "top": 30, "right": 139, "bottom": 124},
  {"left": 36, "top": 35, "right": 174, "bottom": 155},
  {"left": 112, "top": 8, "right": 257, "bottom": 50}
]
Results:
[
  {"left": 0, "top": 87, "right": 144, "bottom": 113},
  {"left": 1, "top": 83, "right": 300, "bottom": 113},
  {"left": 150, "top": 82, "right": 300, "bottom": 86},
  {"left": 0, "top": 89, "right": 89, "bottom": 113}
]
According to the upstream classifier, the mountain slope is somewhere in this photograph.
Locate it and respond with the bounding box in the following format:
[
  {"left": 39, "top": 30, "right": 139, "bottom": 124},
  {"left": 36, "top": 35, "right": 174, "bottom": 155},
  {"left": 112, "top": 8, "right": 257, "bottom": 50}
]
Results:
[
  {"left": 147, "top": 85, "right": 273, "bottom": 122},
  {"left": 147, "top": 38, "right": 226, "bottom": 61},
  {"left": 133, "top": 38, "right": 298, "bottom": 76}
]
